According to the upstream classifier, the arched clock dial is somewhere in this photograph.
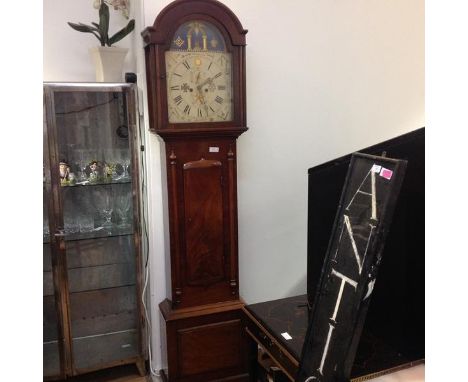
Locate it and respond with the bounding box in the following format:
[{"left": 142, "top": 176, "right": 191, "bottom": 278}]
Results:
[{"left": 166, "top": 51, "right": 233, "bottom": 123}]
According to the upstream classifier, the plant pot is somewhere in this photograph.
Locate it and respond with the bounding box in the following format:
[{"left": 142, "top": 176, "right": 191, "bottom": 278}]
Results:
[{"left": 89, "top": 46, "right": 128, "bottom": 82}]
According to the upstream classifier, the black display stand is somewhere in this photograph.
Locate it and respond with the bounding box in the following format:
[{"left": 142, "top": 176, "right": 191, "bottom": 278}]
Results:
[{"left": 296, "top": 153, "right": 407, "bottom": 382}]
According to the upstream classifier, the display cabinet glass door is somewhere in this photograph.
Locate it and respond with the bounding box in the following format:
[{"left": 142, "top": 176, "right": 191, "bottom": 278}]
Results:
[{"left": 51, "top": 89, "right": 140, "bottom": 374}]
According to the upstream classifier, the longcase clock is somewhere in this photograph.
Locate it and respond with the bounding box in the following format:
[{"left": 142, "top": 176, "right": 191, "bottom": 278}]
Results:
[{"left": 142, "top": 0, "right": 248, "bottom": 381}]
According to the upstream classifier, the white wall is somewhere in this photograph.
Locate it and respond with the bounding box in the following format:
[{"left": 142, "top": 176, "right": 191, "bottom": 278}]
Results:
[
  {"left": 217, "top": 0, "right": 425, "bottom": 303},
  {"left": 43, "top": 0, "right": 136, "bottom": 81},
  {"left": 43, "top": 0, "right": 424, "bottom": 373}
]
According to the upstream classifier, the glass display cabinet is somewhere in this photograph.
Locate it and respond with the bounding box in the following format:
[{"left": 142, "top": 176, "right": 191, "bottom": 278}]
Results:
[{"left": 43, "top": 83, "right": 145, "bottom": 379}]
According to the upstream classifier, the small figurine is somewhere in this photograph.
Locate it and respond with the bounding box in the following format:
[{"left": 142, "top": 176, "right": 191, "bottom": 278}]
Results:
[
  {"left": 104, "top": 162, "right": 116, "bottom": 180},
  {"left": 59, "top": 161, "right": 70, "bottom": 180},
  {"left": 89, "top": 160, "right": 99, "bottom": 174},
  {"left": 59, "top": 161, "right": 70, "bottom": 185},
  {"left": 59, "top": 160, "right": 76, "bottom": 185},
  {"left": 88, "top": 160, "right": 100, "bottom": 182}
]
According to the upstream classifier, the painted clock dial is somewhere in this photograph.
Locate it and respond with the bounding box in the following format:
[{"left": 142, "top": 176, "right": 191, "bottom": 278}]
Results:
[{"left": 165, "top": 21, "right": 233, "bottom": 123}]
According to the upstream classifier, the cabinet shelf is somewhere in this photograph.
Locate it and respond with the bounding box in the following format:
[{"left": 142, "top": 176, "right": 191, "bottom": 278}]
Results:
[
  {"left": 61, "top": 178, "right": 132, "bottom": 188},
  {"left": 64, "top": 227, "right": 134, "bottom": 242},
  {"left": 44, "top": 227, "right": 134, "bottom": 244}
]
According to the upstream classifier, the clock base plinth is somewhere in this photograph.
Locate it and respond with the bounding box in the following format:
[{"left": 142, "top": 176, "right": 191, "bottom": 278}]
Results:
[{"left": 159, "top": 298, "right": 249, "bottom": 382}]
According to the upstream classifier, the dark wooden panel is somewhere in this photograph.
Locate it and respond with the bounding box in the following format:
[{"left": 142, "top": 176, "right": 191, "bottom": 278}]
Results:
[
  {"left": 177, "top": 319, "right": 242, "bottom": 377},
  {"left": 161, "top": 370, "right": 249, "bottom": 382},
  {"left": 69, "top": 286, "right": 137, "bottom": 338},
  {"left": 66, "top": 235, "right": 134, "bottom": 269},
  {"left": 67, "top": 263, "right": 136, "bottom": 293},
  {"left": 162, "top": 300, "right": 248, "bottom": 381},
  {"left": 183, "top": 160, "right": 224, "bottom": 286},
  {"left": 44, "top": 341, "right": 61, "bottom": 377},
  {"left": 73, "top": 330, "right": 139, "bottom": 371}
]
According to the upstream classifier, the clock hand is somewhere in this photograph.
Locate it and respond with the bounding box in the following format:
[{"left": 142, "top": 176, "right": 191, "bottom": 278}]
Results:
[
  {"left": 195, "top": 85, "right": 206, "bottom": 105},
  {"left": 196, "top": 76, "right": 213, "bottom": 90},
  {"left": 198, "top": 92, "right": 207, "bottom": 105}
]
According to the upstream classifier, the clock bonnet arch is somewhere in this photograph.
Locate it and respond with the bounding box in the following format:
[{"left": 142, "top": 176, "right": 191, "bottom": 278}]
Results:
[{"left": 142, "top": 0, "right": 248, "bottom": 136}]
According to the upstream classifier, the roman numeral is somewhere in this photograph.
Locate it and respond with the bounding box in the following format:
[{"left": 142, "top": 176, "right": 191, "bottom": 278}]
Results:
[
  {"left": 215, "top": 96, "right": 224, "bottom": 104},
  {"left": 183, "top": 105, "right": 191, "bottom": 115},
  {"left": 208, "top": 62, "right": 213, "bottom": 70},
  {"left": 209, "top": 106, "right": 215, "bottom": 113},
  {"left": 213, "top": 72, "right": 222, "bottom": 79},
  {"left": 198, "top": 108, "right": 203, "bottom": 117},
  {"left": 170, "top": 85, "right": 180, "bottom": 91},
  {"left": 174, "top": 95, "right": 182, "bottom": 106},
  {"left": 173, "top": 73, "right": 182, "bottom": 77},
  {"left": 183, "top": 60, "right": 190, "bottom": 69}
]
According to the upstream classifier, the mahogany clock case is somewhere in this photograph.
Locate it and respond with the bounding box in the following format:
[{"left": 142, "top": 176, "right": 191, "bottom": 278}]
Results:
[{"left": 142, "top": 1, "right": 249, "bottom": 381}]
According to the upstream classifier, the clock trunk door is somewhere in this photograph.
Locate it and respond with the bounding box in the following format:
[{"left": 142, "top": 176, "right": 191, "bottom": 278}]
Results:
[
  {"left": 167, "top": 140, "right": 238, "bottom": 308},
  {"left": 183, "top": 160, "right": 225, "bottom": 287}
]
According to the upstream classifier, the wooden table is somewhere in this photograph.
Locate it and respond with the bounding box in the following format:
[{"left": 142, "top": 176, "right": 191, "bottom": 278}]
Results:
[{"left": 242, "top": 295, "right": 423, "bottom": 382}]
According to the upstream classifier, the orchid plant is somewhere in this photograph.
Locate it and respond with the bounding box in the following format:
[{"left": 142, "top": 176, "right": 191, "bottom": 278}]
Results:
[{"left": 68, "top": 0, "right": 135, "bottom": 47}]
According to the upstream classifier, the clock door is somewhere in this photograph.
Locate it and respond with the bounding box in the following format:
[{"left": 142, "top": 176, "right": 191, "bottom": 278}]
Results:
[
  {"left": 166, "top": 139, "right": 238, "bottom": 309},
  {"left": 184, "top": 159, "right": 224, "bottom": 286}
]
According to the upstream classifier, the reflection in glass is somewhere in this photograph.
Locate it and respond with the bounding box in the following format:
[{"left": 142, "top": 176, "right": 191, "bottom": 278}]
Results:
[
  {"left": 76, "top": 149, "right": 91, "bottom": 183},
  {"left": 116, "top": 194, "right": 132, "bottom": 228},
  {"left": 115, "top": 148, "right": 131, "bottom": 181},
  {"left": 100, "top": 192, "right": 114, "bottom": 228},
  {"left": 61, "top": 183, "right": 134, "bottom": 240},
  {"left": 78, "top": 213, "right": 95, "bottom": 233}
]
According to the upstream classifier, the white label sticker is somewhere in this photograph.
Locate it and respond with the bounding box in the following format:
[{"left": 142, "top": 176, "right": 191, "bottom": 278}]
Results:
[
  {"left": 209, "top": 147, "right": 220, "bottom": 153},
  {"left": 372, "top": 164, "right": 382, "bottom": 173},
  {"left": 281, "top": 332, "right": 293, "bottom": 340}
]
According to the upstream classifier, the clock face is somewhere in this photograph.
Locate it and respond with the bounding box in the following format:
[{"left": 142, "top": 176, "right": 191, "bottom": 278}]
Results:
[
  {"left": 166, "top": 51, "right": 232, "bottom": 123},
  {"left": 165, "top": 21, "right": 233, "bottom": 124}
]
